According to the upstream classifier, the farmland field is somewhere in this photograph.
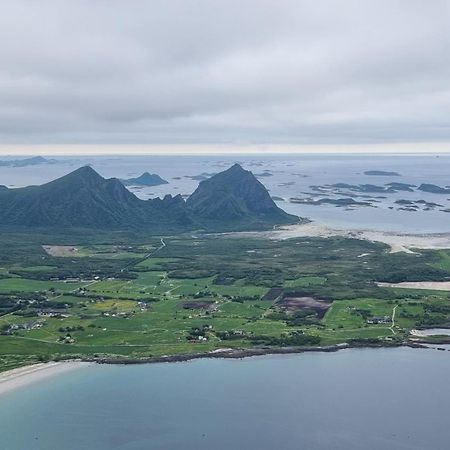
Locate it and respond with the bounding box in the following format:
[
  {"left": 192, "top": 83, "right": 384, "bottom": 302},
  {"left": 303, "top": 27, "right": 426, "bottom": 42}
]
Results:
[{"left": 1, "top": 230, "right": 450, "bottom": 371}]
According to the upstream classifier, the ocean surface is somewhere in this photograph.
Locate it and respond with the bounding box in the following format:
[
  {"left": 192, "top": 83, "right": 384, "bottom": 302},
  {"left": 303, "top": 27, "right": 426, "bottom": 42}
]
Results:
[
  {"left": 1, "top": 153, "right": 450, "bottom": 232},
  {"left": 1, "top": 347, "right": 450, "bottom": 450}
]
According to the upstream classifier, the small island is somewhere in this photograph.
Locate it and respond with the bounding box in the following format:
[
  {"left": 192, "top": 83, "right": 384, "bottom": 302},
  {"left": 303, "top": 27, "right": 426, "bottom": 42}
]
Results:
[
  {"left": 0, "top": 156, "right": 55, "bottom": 167},
  {"left": 418, "top": 183, "right": 450, "bottom": 194},
  {"left": 121, "top": 172, "right": 168, "bottom": 187},
  {"left": 364, "top": 170, "right": 400, "bottom": 176},
  {"left": 184, "top": 172, "right": 217, "bottom": 181}
]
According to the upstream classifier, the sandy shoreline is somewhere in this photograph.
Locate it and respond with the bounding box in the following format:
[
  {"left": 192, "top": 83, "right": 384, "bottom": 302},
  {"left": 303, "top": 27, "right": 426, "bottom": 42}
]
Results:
[
  {"left": 0, "top": 361, "right": 91, "bottom": 396},
  {"left": 410, "top": 328, "right": 450, "bottom": 337},
  {"left": 231, "top": 222, "right": 450, "bottom": 253},
  {"left": 378, "top": 281, "right": 450, "bottom": 290}
]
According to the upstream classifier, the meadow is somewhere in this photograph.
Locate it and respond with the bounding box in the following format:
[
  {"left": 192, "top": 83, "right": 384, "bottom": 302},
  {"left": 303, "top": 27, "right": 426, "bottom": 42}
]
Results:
[{"left": 1, "top": 230, "right": 450, "bottom": 371}]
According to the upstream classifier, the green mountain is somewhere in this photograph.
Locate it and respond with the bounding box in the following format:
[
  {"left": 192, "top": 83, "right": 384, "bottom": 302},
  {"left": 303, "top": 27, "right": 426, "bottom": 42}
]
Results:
[
  {"left": 0, "top": 164, "right": 299, "bottom": 231},
  {"left": 121, "top": 172, "right": 168, "bottom": 187},
  {"left": 186, "top": 163, "right": 298, "bottom": 228},
  {"left": 0, "top": 166, "right": 138, "bottom": 228}
]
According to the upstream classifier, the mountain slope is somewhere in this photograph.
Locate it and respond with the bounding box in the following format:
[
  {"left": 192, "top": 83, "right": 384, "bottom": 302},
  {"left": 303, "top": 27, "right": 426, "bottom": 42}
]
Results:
[
  {"left": 0, "top": 166, "right": 146, "bottom": 227},
  {"left": 186, "top": 163, "right": 298, "bottom": 228},
  {"left": 0, "top": 164, "right": 299, "bottom": 231}
]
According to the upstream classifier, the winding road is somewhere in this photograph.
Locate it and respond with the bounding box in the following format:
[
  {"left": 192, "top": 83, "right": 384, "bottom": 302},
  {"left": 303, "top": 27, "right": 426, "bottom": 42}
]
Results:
[{"left": 390, "top": 304, "right": 398, "bottom": 335}]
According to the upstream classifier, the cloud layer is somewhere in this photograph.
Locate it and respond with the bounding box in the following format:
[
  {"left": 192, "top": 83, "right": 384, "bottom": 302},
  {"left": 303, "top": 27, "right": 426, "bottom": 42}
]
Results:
[{"left": 1, "top": 0, "right": 449, "bottom": 145}]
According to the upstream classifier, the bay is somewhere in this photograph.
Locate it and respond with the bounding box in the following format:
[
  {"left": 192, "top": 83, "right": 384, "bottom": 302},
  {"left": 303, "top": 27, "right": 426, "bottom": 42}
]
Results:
[{"left": 1, "top": 347, "right": 449, "bottom": 450}]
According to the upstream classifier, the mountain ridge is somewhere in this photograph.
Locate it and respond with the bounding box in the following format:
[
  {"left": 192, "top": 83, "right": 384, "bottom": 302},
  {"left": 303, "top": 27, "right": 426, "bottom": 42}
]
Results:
[{"left": 0, "top": 164, "right": 299, "bottom": 231}]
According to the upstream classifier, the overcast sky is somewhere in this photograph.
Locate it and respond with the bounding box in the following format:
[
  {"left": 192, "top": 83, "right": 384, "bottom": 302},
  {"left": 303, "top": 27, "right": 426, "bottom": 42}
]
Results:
[{"left": 1, "top": 0, "right": 450, "bottom": 153}]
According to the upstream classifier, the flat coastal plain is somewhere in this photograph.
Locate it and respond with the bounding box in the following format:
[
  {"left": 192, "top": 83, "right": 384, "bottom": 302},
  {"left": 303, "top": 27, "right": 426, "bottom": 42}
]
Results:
[
  {"left": 3, "top": 221, "right": 450, "bottom": 372},
  {"left": 243, "top": 222, "right": 450, "bottom": 253}
]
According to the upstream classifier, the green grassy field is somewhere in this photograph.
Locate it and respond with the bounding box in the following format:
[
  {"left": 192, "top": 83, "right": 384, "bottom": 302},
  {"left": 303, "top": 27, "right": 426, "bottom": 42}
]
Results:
[{"left": 1, "top": 231, "right": 449, "bottom": 371}]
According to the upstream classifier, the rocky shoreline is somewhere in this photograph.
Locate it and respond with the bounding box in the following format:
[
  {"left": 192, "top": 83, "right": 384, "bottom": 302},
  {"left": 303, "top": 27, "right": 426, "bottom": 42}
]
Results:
[
  {"left": 0, "top": 340, "right": 442, "bottom": 396},
  {"left": 85, "top": 341, "right": 429, "bottom": 366}
]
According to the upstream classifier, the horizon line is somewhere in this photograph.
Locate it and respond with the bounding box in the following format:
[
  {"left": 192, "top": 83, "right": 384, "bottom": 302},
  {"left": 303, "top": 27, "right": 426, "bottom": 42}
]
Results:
[{"left": 1, "top": 142, "right": 450, "bottom": 156}]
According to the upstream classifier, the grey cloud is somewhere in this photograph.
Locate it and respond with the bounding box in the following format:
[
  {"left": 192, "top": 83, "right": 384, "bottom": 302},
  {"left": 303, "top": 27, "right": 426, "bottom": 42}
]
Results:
[{"left": 0, "top": 0, "right": 450, "bottom": 145}]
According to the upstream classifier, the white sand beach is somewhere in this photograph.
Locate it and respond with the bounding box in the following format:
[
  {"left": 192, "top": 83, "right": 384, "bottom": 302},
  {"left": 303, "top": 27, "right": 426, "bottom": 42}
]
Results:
[
  {"left": 377, "top": 281, "right": 450, "bottom": 291},
  {"left": 410, "top": 328, "right": 450, "bottom": 337},
  {"left": 0, "top": 361, "right": 91, "bottom": 396},
  {"left": 233, "top": 222, "right": 450, "bottom": 253}
]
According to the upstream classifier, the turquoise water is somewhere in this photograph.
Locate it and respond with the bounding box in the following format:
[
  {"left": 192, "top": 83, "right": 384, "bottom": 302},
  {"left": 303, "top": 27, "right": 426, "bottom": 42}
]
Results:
[{"left": 1, "top": 347, "right": 449, "bottom": 449}]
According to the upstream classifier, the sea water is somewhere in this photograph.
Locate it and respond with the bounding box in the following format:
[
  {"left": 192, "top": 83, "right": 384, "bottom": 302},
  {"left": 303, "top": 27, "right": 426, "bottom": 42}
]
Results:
[{"left": 0, "top": 347, "right": 449, "bottom": 450}]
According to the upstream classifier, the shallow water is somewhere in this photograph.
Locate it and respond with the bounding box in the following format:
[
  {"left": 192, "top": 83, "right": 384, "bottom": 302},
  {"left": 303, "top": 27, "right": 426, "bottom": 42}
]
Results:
[{"left": 1, "top": 347, "right": 450, "bottom": 450}]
